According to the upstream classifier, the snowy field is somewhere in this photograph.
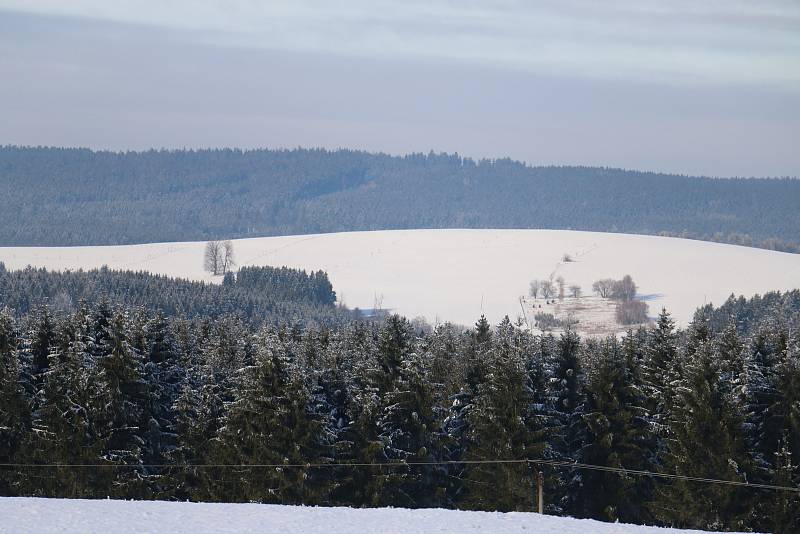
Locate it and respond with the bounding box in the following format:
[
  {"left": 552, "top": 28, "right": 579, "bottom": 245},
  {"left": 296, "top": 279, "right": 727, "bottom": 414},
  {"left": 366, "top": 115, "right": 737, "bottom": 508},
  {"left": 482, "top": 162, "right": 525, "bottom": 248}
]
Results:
[
  {"left": 522, "top": 295, "right": 638, "bottom": 337},
  {"left": 1, "top": 229, "right": 799, "bottom": 327},
  {"left": 0, "top": 498, "right": 736, "bottom": 534}
]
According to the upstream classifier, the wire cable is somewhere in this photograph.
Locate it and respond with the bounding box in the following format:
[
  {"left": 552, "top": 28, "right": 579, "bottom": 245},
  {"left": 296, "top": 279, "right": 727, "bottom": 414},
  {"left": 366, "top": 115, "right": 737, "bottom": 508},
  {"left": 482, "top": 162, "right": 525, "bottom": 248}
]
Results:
[{"left": 1, "top": 458, "right": 798, "bottom": 493}]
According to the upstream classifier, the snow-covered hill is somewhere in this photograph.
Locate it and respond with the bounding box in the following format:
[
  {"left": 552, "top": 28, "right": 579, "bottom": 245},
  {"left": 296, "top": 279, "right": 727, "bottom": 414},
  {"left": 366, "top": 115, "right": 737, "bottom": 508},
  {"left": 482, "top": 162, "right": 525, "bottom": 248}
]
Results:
[
  {"left": 0, "top": 498, "right": 736, "bottom": 534},
  {"left": 2, "top": 229, "right": 799, "bottom": 327}
]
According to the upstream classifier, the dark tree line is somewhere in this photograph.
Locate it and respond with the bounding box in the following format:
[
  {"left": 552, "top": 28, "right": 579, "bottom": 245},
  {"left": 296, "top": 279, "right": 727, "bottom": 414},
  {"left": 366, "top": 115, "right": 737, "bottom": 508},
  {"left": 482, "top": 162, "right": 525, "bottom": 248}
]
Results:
[
  {"left": 236, "top": 265, "right": 336, "bottom": 307},
  {"left": 696, "top": 290, "right": 800, "bottom": 336},
  {"left": 0, "top": 263, "right": 350, "bottom": 328},
  {"left": 0, "top": 296, "right": 798, "bottom": 532},
  {"left": 2, "top": 146, "right": 799, "bottom": 253}
]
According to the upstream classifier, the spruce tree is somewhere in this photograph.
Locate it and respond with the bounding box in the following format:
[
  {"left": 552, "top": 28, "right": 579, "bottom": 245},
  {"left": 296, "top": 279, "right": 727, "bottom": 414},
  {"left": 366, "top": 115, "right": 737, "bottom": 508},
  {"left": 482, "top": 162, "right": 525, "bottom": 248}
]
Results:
[
  {"left": 168, "top": 317, "right": 207, "bottom": 499},
  {"left": 462, "top": 318, "right": 542, "bottom": 512},
  {"left": 749, "top": 333, "right": 800, "bottom": 532},
  {"left": 140, "top": 311, "right": 181, "bottom": 496},
  {"left": 577, "top": 336, "right": 651, "bottom": 523},
  {"left": 94, "top": 310, "right": 147, "bottom": 498},
  {"left": 767, "top": 436, "right": 800, "bottom": 534},
  {"left": 33, "top": 306, "right": 107, "bottom": 497},
  {"left": 442, "top": 316, "right": 495, "bottom": 494},
  {"left": 27, "top": 304, "right": 55, "bottom": 382},
  {"left": 376, "top": 354, "right": 442, "bottom": 507},
  {"left": 642, "top": 309, "right": 678, "bottom": 437},
  {"left": 715, "top": 318, "right": 746, "bottom": 401},
  {"left": 214, "top": 330, "right": 327, "bottom": 504},
  {"left": 441, "top": 317, "right": 499, "bottom": 506},
  {"left": 375, "top": 315, "right": 414, "bottom": 388},
  {"left": 652, "top": 321, "right": 752, "bottom": 530},
  {"left": 89, "top": 297, "right": 113, "bottom": 364},
  {"left": 308, "top": 325, "right": 375, "bottom": 506},
  {"left": 366, "top": 315, "right": 442, "bottom": 507},
  {"left": 545, "top": 328, "right": 587, "bottom": 515},
  {"left": 0, "top": 309, "right": 28, "bottom": 496},
  {"left": 741, "top": 321, "right": 786, "bottom": 530}
]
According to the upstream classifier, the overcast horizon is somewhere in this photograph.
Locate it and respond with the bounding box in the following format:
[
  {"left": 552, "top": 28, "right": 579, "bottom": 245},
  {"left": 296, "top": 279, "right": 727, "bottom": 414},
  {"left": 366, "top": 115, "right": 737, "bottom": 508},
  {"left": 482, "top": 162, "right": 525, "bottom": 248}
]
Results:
[{"left": 1, "top": 1, "right": 799, "bottom": 177}]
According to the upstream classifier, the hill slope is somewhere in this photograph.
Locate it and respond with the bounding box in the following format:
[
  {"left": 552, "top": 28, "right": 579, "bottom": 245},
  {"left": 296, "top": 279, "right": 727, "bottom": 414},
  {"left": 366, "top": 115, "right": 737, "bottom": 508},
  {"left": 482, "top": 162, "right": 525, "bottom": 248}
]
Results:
[
  {"left": 0, "top": 498, "right": 739, "bottom": 534},
  {"left": 3, "top": 229, "right": 799, "bottom": 327},
  {"left": 1, "top": 146, "right": 798, "bottom": 249}
]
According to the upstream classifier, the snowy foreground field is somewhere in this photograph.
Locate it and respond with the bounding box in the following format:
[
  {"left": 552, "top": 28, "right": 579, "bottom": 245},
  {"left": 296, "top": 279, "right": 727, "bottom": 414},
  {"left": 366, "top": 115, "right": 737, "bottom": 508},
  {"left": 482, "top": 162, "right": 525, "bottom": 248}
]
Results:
[
  {"left": 2, "top": 229, "right": 799, "bottom": 327},
  {"left": 0, "top": 498, "right": 736, "bottom": 534}
]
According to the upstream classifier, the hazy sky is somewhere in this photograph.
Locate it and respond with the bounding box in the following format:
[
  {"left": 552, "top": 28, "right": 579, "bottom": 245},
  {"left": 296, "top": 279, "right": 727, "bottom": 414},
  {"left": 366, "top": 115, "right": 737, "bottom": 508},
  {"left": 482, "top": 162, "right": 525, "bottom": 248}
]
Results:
[{"left": 1, "top": 1, "right": 798, "bottom": 176}]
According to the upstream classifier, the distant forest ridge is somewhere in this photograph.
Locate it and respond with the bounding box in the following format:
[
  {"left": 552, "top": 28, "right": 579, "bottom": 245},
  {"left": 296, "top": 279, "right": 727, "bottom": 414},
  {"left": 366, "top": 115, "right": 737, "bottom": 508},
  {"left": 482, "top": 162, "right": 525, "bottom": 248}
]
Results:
[{"left": 1, "top": 145, "right": 799, "bottom": 250}]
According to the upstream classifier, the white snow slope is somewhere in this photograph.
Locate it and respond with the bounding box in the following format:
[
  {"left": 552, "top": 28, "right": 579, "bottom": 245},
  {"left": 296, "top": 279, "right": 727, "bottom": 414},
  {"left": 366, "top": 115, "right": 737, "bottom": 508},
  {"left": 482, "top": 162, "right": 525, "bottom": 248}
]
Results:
[
  {"left": 2, "top": 229, "right": 799, "bottom": 327},
  {"left": 0, "top": 498, "right": 735, "bottom": 534}
]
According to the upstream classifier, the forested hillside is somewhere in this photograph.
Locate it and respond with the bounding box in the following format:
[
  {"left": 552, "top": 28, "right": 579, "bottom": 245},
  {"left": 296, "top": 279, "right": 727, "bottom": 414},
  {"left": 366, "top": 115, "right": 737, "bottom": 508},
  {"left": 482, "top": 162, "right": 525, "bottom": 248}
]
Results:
[
  {"left": 0, "top": 297, "right": 798, "bottom": 533},
  {"left": 2, "top": 146, "right": 798, "bottom": 250}
]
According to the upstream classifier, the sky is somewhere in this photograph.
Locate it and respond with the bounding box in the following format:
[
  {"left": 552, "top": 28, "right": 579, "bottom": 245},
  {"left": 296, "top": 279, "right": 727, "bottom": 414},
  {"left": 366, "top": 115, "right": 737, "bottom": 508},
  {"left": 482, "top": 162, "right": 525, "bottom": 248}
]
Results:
[{"left": 0, "top": 1, "right": 798, "bottom": 177}]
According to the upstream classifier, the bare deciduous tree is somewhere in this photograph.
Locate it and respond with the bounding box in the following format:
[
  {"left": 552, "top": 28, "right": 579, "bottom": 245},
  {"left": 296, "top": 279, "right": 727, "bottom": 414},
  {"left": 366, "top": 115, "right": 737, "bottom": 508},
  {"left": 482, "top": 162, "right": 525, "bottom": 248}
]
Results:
[
  {"left": 205, "top": 240, "right": 236, "bottom": 275},
  {"left": 556, "top": 276, "right": 565, "bottom": 300},
  {"left": 592, "top": 278, "right": 615, "bottom": 298},
  {"left": 540, "top": 280, "right": 555, "bottom": 299},
  {"left": 613, "top": 274, "right": 637, "bottom": 301},
  {"left": 529, "top": 279, "right": 541, "bottom": 298},
  {"left": 220, "top": 240, "right": 236, "bottom": 275},
  {"left": 569, "top": 285, "right": 582, "bottom": 298},
  {"left": 615, "top": 299, "right": 649, "bottom": 325},
  {"left": 204, "top": 240, "right": 222, "bottom": 275}
]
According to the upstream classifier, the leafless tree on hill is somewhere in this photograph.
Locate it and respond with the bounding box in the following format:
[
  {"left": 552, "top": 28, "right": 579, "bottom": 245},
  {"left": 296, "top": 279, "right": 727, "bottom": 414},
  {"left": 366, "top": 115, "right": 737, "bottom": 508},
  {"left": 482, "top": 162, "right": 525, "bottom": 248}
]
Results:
[
  {"left": 529, "top": 280, "right": 541, "bottom": 298},
  {"left": 221, "top": 240, "right": 236, "bottom": 274},
  {"left": 204, "top": 240, "right": 222, "bottom": 275},
  {"left": 205, "top": 240, "right": 236, "bottom": 275},
  {"left": 613, "top": 274, "right": 637, "bottom": 301},
  {"left": 556, "top": 276, "right": 565, "bottom": 300},
  {"left": 615, "top": 300, "right": 649, "bottom": 325},
  {"left": 540, "top": 280, "right": 555, "bottom": 299},
  {"left": 592, "top": 278, "right": 615, "bottom": 298},
  {"left": 569, "top": 285, "right": 582, "bottom": 298}
]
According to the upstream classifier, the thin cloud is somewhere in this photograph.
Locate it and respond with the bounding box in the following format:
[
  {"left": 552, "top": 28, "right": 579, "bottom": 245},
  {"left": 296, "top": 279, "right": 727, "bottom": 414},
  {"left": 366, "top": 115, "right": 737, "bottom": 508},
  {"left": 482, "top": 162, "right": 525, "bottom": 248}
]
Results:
[{"left": 1, "top": 0, "right": 798, "bottom": 86}]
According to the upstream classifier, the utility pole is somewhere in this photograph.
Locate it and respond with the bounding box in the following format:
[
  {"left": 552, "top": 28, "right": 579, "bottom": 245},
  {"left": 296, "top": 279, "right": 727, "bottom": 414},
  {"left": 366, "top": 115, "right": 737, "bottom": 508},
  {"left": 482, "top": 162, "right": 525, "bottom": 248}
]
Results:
[
  {"left": 537, "top": 470, "right": 544, "bottom": 514},
  {"left": 530, "top": 463, "right": 545, "bottom": 514}
]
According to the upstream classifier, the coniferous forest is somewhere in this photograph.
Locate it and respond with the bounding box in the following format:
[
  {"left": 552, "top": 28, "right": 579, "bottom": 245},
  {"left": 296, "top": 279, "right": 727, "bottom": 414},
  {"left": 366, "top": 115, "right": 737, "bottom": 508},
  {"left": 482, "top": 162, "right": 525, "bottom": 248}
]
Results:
[
  {"left": 696, "top": 290, "right": 800, "bottom": 336},
  {"left": 1, "top": 268, "right": 798, "bottom": 533},
  {"left": 0, "top": 263, "right": 349, "bottom": 328},
  {"left": 2, "top": 146, "right": 799, "bottom": 252}
]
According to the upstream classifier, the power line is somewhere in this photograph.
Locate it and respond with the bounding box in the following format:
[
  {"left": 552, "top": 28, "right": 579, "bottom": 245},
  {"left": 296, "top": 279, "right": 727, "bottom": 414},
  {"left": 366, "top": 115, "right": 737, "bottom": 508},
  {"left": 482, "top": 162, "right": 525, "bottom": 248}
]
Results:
[
  {"left": 530, "top": 459, "right": 800, "bottom": 493},
  {"left": 2, "top": 458, "right": 798, "bottom": 493}
]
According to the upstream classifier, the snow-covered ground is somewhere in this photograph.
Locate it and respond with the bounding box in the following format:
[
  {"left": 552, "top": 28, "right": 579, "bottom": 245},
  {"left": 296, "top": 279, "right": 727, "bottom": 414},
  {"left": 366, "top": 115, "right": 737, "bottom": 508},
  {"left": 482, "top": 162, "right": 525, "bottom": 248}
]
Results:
[
  {"left": 2, "top": 229, "right": 799, "bottom": 327},
  {"left": 0, "top": 498, "right": 734, "bottom": 534}
]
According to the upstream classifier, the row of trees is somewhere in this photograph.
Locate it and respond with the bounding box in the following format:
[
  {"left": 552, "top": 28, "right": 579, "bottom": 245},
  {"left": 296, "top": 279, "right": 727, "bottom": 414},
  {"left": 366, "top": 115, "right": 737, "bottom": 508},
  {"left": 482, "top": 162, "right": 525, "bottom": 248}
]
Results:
[
  {"left": 657, "top": 230, "right": 800, "bottom": 255},
  {"left": 0, "top": 297, "right": 798, "bottom": 532},
  {"left": 529, "top": 276, "right": 581, "bottom": 300},
  {"left": 529, "top": 275, "right": 638, "bottom": 302},
  {"left": 0, "top": 263, "right": 350, "bottom": 328},
  {"left": 592, "top": 275, "right": 637, "bottom": 301},
  {"left": 529, "top": 275, "right": 648, "bottom": 326},
  {"left": 592, "top": 275, "right": 649, "bottom": 325}
]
